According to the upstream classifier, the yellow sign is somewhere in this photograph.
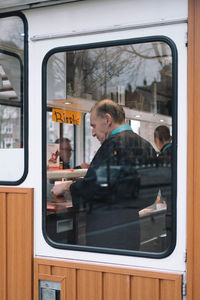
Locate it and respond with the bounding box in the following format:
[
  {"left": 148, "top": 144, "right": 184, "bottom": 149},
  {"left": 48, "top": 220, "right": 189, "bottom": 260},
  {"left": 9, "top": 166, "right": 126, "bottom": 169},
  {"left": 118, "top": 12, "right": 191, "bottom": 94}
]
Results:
[{"left": 52, "top": 108, "right": 81, "bottom": 125}]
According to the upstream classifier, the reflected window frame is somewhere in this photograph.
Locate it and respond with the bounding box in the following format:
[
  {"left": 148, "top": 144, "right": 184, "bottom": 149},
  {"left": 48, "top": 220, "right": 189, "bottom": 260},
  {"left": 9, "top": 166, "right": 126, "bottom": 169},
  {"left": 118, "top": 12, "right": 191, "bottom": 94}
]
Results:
[{"left": 0, "top": 12, "right": 28, "bottom": 185}]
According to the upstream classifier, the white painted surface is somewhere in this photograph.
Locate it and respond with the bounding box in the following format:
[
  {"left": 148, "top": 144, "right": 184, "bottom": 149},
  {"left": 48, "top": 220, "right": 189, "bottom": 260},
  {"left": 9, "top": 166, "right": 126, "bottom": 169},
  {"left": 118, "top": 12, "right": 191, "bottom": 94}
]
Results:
[
  {"left": 0, "top": 148, "right": 24, "bottom": 181},
  {"left": 26, "top": 0, "right": 187, "bottom": 39},
  {"left": 16, "top": 0, "right": 188, "bottom": 274}
]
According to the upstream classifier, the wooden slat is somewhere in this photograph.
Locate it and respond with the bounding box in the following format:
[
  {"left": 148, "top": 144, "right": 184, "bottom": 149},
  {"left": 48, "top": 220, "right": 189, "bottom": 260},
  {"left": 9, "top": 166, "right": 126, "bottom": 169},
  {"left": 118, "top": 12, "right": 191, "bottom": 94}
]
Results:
[
  {"left": 52, "top": 266, "right": 76, "bottom": 300},
  {"left": 160, "top": 279, "right": 174, "bottom": 300},
  {"left": 77, "top": 270, "right": 102, "bottom": 300},
  {"left": 34, "top": 260, "right": 39, "bottom": 300},
  {"left": 7, "top": 190, "right": 33, "bottom": 300},
  {"left": 34, "top": 258, "right": 182, "bottom": 300},
  {"left": 103, "top": 273, "right": 130, "bottom": 300},
  {"left": 160, "top": 279, "right": 182, "bottom": 300},
  {"left": 0, "top": 192, "right": 6, "bottom": 300},
  {"left": 38, "top": 264, "right": 51, "bottom": 275},
  {"left": 187, "top": 0, "right": 200, "bottom": 299},
  {"left": 131, "top": 276, "right": 159, "bottom": 300}
]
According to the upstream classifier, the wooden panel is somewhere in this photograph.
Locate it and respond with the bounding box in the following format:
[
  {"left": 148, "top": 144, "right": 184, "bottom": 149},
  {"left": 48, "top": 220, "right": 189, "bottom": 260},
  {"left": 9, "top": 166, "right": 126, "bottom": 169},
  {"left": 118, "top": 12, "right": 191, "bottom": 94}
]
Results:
[
  {"left": 34, "top": 260, "right": 39, "bottom": 300},
  {"left": 34, "top": 258, "right": 182, "bottom": 280},
  {"left": 188, "top": 0, "right": 200, "bottom": 299},
  {"left": 103, "top": 273, "right": 130, "bottom": 300},
  {"left": 0, "top": 192, "right": 6, "bottom": 300},
  {"left": 52, "top": 266, "right": 76, "bottom": 300},
  {"left": 77, "top": 270, "right": 102, "bottom": 300},
  {"left": 34, "top": 258, "right": 182, "bottom": 300},
  {"left": 160, "top": 279, "right": 174, "bottom": 300},
  {"left": 131, "top": 276, "right": 159, "bottom": 300},
  {"left": 38, "top": 264, "right": 51, "bottom": 275},
  {"left": 6, "top": 190, "right": 33, "bottom": 300}
]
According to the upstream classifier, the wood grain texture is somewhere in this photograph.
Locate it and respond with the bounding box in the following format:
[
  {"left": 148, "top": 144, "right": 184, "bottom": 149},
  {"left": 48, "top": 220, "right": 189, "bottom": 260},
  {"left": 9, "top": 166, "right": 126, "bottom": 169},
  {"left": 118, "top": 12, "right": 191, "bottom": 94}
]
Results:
[
  {"left": 52, "top": 266, "right": 76, "bottom": 300},
  {"left": 7, "top": 190, "right": 33, "bottom": 300},
  {"left": 131, "top": 276, "right": 159, "bottom": 300},
  {"left": 77, "top": 270, "right": 102, "bottom": 300},
  {"left": 34, "top": 258, "right": 182, "bottom": 280},
  {"left": 160, "top": 279, "right": 181, "bottom": 300},
  {"left": 34, "top": 258, "right": 182, "bottom": 300},
  {"left": 187, "top": 0, "right": 200, "bottom": 299},
  {"left": 103, "top": 273, "right": 130, "bottom": 300},
  {"left": 0, "top": 188, "right": 33, "bottom": 300},
  {"left": 0, "top": 193, "right": 6, "bottom": 300},
  {"left": 38, "top": 264, "right": 51, "bottom": 275}
]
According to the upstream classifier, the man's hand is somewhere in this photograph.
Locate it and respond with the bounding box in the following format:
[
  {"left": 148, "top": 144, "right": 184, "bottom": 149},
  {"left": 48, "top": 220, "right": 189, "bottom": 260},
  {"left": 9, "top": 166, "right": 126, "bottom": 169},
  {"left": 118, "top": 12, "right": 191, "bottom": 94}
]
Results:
[
  {"left": 51, "top": 180, "right": 73, "bottom": 196},
  {"left": 64, "top": 180, "right": 73, "bottom": 193},
  {"left": 80, "top": 162, "right": 90, "bottom": 169}
]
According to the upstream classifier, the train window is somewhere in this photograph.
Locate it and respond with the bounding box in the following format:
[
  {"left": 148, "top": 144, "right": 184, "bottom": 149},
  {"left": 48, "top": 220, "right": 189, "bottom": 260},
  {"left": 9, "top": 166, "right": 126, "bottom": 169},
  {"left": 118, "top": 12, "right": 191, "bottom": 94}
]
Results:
[
  {"left": 0, "top": 14, "right": 28, "bottom": 184},
  {"left": 43, "top": 37, "right": 177, "bottom": 257}
]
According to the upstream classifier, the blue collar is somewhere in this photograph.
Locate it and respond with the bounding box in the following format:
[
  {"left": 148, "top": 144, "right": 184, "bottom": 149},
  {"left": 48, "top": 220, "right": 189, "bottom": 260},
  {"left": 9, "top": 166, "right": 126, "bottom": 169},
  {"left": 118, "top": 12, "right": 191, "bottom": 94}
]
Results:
[
  {"left": 161, "top": 142, "right": 172, "bottom": 153},
  {"left": 110, "top": 124, "right": 132, "bottom": 136}
]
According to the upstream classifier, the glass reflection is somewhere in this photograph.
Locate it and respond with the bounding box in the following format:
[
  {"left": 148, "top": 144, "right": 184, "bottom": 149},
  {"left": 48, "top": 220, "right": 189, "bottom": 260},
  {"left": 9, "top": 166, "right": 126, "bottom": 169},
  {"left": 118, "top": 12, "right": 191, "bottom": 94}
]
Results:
[
  {"left": 45, "top": 41, "right": 174, "bottom": 254},
  {"left": 0, "top": 16, "right": 24, "bottom": 149},
  {"left": 0, "top": 15, "right": 25, "bottom": 183}
]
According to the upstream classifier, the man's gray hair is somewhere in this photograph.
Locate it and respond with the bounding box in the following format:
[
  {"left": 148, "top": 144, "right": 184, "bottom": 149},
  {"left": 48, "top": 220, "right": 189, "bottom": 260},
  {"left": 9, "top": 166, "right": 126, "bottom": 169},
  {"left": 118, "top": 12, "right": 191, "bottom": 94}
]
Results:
[{"left": 91, "top": 99, "right": 125, "bottom": 124}]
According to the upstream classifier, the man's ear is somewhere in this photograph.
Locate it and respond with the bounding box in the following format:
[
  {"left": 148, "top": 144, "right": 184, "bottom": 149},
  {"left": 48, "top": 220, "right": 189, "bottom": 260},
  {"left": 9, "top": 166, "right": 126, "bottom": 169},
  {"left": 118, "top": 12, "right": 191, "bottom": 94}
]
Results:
[
  {"left": 104, "top": 113, "right": 112, "bottom": 126},
  {"left": 154, "top": 136, "right": 161, "bottom": 150},
  {"left": 154, "top": 136, "right": 158, "bottom": 145}
]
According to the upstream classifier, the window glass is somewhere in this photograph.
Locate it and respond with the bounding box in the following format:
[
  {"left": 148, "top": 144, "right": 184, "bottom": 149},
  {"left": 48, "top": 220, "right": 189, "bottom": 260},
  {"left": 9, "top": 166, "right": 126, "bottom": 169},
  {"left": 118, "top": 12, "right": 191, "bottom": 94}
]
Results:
[
  {"left": 44, "top": 39, "right": 176, "bottom": 256},
  {"left": 47, "top": 110, "right": 74, "bottom": 168},
  {"left": 84, "top": 112, "right": 100, "bottom": 163},
  {"left": 0, "top": 14, "right": 27, "bottom": 183}
]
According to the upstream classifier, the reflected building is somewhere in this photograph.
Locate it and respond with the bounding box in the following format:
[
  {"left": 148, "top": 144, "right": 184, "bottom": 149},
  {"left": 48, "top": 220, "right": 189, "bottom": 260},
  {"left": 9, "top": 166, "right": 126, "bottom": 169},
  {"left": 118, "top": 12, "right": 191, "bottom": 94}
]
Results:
[
  {"left": 0, "top": 65, "right": 21, "bottom": 148},
  {"left": 125, "top": 65, "right": 172, "bottom": 116}
]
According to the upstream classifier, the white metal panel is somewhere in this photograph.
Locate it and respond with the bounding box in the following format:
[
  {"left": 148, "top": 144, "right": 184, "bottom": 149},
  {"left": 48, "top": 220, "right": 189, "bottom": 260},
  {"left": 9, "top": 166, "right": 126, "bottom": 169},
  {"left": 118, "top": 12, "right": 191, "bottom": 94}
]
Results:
[
  {"left": 21, "top": 0, "right": 188, "bottom": 274},
  {"left": 0, "top": 149, "right": 24, "bottom": 181},
  {"left": 25, "top": 0, "right": 187, "bottom": 41},
  {"left": 0, "top": 0, "right": 80, "bottom": 12}
]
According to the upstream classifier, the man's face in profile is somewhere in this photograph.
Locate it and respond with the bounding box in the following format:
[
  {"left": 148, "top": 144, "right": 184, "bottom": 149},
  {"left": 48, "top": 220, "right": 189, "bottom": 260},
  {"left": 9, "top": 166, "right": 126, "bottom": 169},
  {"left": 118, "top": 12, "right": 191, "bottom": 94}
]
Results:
[{"left": 90, "top": 109, "right": 109, "bottom": 144}]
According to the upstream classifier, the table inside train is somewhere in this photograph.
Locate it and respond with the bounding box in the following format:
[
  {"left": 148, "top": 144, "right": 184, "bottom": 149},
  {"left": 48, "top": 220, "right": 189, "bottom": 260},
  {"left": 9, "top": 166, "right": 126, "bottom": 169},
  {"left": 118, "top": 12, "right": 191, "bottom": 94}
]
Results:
[{"left": 47, "top": 168, "right": 87, "bottom": 180}]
